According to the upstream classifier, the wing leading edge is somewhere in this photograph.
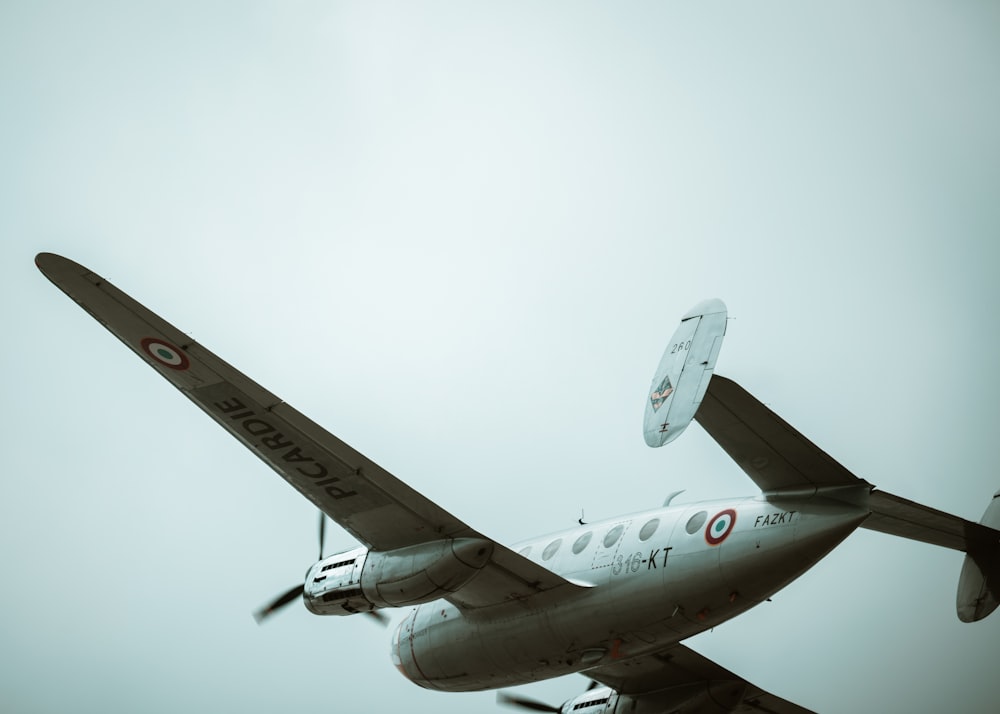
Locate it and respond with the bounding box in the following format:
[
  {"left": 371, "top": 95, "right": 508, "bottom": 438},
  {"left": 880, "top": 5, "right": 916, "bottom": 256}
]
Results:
[
  {"left": 35, "top": 252, "right": 579, "bottom": 607},
  {"left": 585, "top": 643, "right": 815, "bottom": 713}
]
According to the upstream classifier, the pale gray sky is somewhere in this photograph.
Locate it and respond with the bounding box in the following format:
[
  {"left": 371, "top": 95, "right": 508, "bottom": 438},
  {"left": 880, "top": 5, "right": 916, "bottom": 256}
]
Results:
[{"left": 2, "top": 2, "right": 999, "bottom": 713}]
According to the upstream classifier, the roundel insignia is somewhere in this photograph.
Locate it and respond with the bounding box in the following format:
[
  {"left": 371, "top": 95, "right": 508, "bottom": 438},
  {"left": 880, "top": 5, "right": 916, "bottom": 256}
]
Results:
[
  {"left": 705, "top": 509, "right": 736, "bottom": 546},
  {"left": 140, "top": 337, "right": 190, "bottom": 370}
]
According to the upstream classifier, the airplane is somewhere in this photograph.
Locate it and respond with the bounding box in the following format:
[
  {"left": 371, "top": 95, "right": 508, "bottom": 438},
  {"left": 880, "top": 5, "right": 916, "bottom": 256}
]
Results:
[{"left": 36, "top": 252, "right": 999, "bottom": 713}]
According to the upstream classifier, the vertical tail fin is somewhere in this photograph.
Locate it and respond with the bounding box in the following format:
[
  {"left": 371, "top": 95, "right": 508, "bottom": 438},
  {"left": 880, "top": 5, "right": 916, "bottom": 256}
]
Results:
[
  {"left": 957, "top": 490, "right": 1000, "bottom": 622},
  {"left": 643, "top": 299, "right": 727, "bottom": 448}
]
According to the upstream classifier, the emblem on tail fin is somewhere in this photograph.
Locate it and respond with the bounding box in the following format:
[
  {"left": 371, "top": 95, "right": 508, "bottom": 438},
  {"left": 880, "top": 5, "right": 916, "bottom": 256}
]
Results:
[{"left": 649, "top": 376, "right": 674, "bottom": 411}]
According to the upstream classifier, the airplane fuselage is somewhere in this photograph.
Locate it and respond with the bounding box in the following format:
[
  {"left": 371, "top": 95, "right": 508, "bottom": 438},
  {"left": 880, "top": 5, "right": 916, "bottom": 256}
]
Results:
[{"left": 391, "top": 492, "right": 868, "bottom": 691}]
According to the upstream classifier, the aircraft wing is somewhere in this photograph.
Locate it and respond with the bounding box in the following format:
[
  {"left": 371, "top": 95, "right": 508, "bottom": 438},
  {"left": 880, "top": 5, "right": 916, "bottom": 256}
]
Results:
[
  {"left": 35, "top": 253, "right": 577, "bottom": 606},
  {"left": 694, "top": 375, "right": 998, "bottom": 553},
  {"left": 585, "top": 643, "right": 815, "bottom": 713}
]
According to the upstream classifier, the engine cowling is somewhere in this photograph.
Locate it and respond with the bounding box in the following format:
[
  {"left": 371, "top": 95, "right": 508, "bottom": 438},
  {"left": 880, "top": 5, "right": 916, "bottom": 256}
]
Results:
[
  {"left": 303, "top": 546, "right": 373, "bottom": 616},
  {"left": 304, "top": 538, "right": 493, "bottom": 616}
]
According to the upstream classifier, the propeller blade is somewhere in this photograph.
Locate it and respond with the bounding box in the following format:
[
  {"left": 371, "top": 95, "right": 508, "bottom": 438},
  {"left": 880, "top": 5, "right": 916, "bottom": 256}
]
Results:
[
  {"left": 496, "top": 692, "right": 561, "bottom": 712},
  {"left": 366, "top": 609, "right": 390, "bottom": 628},
  {"left": 318, "top": 512, "right": 326, "bottom": 561},
  {"left": 253, "top": 584, "right": 304, "bottom": 624}
]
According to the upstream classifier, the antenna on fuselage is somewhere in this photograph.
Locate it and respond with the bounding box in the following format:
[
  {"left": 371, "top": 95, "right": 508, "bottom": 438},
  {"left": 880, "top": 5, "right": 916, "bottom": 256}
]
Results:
[
  {"left": 663, "top": 490, "right": 685, "bottom": 507},
  {"left": 578, "top": 509, "right": 586, "bottom": 525}
]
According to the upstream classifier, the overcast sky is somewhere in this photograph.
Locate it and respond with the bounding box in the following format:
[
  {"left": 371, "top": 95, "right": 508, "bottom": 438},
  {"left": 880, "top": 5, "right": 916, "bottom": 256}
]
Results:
[{"left": 2, "top": 2, "right": 999, "bottom": 713}]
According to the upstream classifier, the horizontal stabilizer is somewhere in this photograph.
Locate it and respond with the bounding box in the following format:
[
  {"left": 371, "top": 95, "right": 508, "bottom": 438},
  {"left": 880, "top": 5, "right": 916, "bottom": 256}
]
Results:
[
  {"left": 694, "top": 375, "right": 861, "bottom": 493},
  {"left": 863, "top": 491, "right": 995, "bottom": 552}
]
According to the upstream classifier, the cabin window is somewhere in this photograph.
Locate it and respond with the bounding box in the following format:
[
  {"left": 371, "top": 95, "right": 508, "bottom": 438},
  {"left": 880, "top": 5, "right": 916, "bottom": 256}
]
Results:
[
  {"left": 603, "top": 525, "right": 624, "bottom": 548},
  {"left": 542, "top": 539, "right": 562, "bottom": 561},
  {"left": 518, "top": 546, "right": 532, "bottom": 557},
  {"left": 685, "top": 511, "right": 708, "bottom": 534},
  {"left": 639, "top": 518, "right": 660, "bottom": 541},
  {"left": 572, "top": 531, "right": 592, "bottom": 554}
]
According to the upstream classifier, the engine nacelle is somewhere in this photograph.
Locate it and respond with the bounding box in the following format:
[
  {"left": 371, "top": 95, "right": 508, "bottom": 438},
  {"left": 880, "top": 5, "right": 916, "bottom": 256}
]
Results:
[
  {"left": 303, "top": 546, "right": 373, "bottom": 616},
  {"left": 304, "top": 538, "right": 493, "bottom": 616}
]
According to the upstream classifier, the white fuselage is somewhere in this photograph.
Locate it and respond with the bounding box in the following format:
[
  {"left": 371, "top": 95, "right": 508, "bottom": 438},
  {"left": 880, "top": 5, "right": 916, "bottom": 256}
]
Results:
[{"left": 391, "top": 494, "right": 868, "bottom": 691}]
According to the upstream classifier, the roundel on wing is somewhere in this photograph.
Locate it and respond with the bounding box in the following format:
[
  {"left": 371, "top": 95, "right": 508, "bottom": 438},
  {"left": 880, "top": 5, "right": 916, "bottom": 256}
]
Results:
[
  {"left": 705, "top": 509, "right": 736, "bottom": 546},
  {"left": 140, "top": 337, "right": 190, "bottom": 370}
]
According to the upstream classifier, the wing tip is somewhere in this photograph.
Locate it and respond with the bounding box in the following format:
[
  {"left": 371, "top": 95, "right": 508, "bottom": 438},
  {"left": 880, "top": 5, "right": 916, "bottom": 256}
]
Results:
[
  {"left": 35, "top": 251, "right": 56, "bottom": 274},
  {"left": 35, "top": 252, "right": 86, "bottom": 282},
  {"left": 35, "top": 250, "right": 65, "bottom": 267}
]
